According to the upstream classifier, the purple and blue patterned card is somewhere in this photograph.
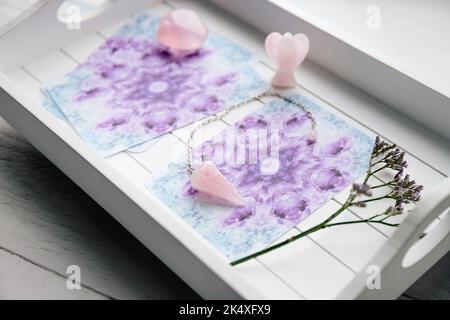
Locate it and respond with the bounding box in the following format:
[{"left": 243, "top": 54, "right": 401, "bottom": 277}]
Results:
[
  {"left": 146, "top": 95, "right": 374, "bottom": 261},
  {"left": 45, "top": 14, "right": 266, "bottom": 156}
]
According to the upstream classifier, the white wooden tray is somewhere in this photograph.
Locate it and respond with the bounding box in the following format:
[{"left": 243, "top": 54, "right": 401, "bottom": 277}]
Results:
[{"left": 0, "top": 0, "right": 449, "bottom": 299}]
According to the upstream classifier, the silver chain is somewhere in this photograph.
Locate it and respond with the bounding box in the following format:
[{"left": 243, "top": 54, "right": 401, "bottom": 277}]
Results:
[{"left": 186, "top": 89, "right": 317, "bottom": 175}]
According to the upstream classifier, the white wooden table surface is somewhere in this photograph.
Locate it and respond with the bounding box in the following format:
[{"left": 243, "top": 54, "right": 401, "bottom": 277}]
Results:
[{"left": 0, "top": 0, "right": 448, "bottom": 300}]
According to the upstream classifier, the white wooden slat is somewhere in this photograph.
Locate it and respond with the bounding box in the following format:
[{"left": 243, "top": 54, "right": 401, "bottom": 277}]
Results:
[
  {"left": 98, "top": 1, "right": 171, "bottom": 38},
  {"left": 5, "top": 68, "right": 43, "bottom": 102},
  {"left": 170, "top": 116, "right": 228, "bottom": 145},
  {"left": 296, "top": 200, "right": 388, "bottom": 272},
  {"left": 15, "top": 55, "right": 81, "bottom": 137},
  {"left": 257, "top": 229, "right": 355, "bottom": 299},
  {"left": 129, "top": 133, "right": 184, "bottom": 173},
  {"left": 23, "top": 50, "right": 77, "bottom": 83},
  {"left": 62, "top": 33, "right": 104, "bottom": 62},
  {"left": 0, "top": 248, "right": 106, "bottom": 300},
  {"left": 234, "top": 259, "right": 303, "bottom": 300},
  {"left": 5, "top": 67, "right": 71, "bottom": 129},
  {"left": 98, "top": 18, "right": 129, "bottom": 38},
  {"left": 220, "top": 100, "right": 263, "bottom": 126},
  {"left": 247, "top": 223, "right": 358, "bottom": 299},
  {"left": 107, "top": 152, "right": 152, "bottom": 185}
]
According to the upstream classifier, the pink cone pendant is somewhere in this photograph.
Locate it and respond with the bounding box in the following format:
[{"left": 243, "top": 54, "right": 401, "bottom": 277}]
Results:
[
  {"left": 191, "top": 161, "right": 246, "bottom": 207},
  {"left": 265, "top": 32, "right": 309, "bottom": 88}
]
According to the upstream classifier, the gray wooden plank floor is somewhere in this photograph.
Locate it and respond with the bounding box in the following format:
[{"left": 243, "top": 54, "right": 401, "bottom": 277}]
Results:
[
  {"left": 0, "top": 117, "right": 448, "bottom": 300},
  {"left": 0, "top": 117, "right": 200, "bottom": 299}
]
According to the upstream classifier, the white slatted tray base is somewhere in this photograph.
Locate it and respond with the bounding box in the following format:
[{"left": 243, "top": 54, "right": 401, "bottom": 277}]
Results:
[{"left": 3, "top": 0, "right": 448, "bottom": 299}]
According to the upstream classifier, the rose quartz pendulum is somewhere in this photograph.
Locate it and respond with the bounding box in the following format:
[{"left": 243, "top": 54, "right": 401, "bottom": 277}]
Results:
[
  {"left": 191, "top": 161, "right": 246, "bottom": 207},
  {"left": 265, "top": 32, "right": 310, "bottom": 88},
  {"left": 157, "top": 8, "right": 208, "bottom": 56}
]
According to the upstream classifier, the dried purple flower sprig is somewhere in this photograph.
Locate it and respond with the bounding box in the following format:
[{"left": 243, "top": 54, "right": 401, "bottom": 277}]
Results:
[
  {"left": 350, "top": 136, "right": 423, "bottom": 219},
  {"left": 231, "top": 136, "right": 423, "bottom": 266}
]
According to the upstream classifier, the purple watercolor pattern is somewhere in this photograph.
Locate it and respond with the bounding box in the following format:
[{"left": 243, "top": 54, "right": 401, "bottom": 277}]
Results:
[
  {"left": 46, "top": 14, "right": 266, "bottom": 156},
  {"left": 147, "top": 96, "right": 374, "bottom": 260}
]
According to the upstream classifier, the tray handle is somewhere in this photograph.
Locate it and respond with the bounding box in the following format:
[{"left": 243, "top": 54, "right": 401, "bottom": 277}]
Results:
[
  {"left": 0, "top": 0, "right": 156, "bottom": 72},
  {"left": 338, "top": 178, "right": 450, "bottom": 299}
]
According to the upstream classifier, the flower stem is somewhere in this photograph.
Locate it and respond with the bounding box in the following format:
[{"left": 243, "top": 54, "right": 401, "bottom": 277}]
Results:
[
  {"left": 369, "top": 164, "right": 389, "bottom": 176},
  {"left": 370, "top": 181, "right": 395, "bottom": 189},
  {"left": 230, "top": 216, "right": 398, "bottom": 266},
  {"left": 326, "top": 219, "right": 399, "bottom": 228},
  {"left": 230, "top": 221, "right": 326, "bottom": 266},
  {"left": 352, "top": 195, "right": 394, "bottom": 205}
]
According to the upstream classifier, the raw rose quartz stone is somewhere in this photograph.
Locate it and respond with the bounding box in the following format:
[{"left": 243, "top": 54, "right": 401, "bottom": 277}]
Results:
[
  {"left": 265, "top": 32, "right": 309, "bottom": 88},
  {"left": 157, "top": 8, "right": 208, "bottom": 53},
  {"left": 191, "top": 161, "right": 246, "bottom": 207}
]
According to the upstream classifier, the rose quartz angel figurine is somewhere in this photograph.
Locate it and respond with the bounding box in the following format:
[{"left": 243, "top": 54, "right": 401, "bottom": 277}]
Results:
[
  {"left": 265, "top": 32, "right": 310, "bottom": 88},
  {"left": 157, "top": 8, "right": 208, "bottom": 56}
]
